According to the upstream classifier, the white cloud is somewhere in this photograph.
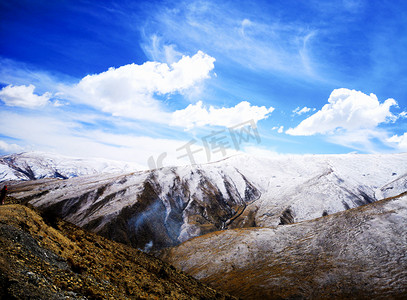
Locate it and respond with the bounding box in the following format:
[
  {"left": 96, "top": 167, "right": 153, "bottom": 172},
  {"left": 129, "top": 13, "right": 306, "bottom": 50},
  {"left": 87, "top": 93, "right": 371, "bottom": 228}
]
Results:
[
  {"left": 293, "top": 106, "right": 312, "bottom": 115},
  {"left": 1, "top": 52, "right": 272, "bottom": 134},
  {"left": 0, "top": 84, "right": 51, "bottom": 108},
  {"left": 286, "top": 88, "right": 397, "bottom": 136},
  {"left": 0, "top": 140, "right": 23, "bottom": 153},
  {"left": 69, "top": 51, "right": 215, "bottom": 122},
  {"left": 387, "top": 133, "right": 407, "bottom": 151},
  {"left": 171, "top": 100, "right": 274, "bottom": 129},
  {"left": 277, "top": 126, "right": 284, "bottom": 133},
  {"left": 399, "top": 111, "right": 407, "bottom": 118}
]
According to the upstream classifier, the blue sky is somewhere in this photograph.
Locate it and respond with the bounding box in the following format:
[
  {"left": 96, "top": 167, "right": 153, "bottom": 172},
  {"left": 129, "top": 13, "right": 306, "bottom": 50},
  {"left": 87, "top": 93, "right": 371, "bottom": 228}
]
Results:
[{"left": 1, "top": 0, "right": 407, "bottom": 168}]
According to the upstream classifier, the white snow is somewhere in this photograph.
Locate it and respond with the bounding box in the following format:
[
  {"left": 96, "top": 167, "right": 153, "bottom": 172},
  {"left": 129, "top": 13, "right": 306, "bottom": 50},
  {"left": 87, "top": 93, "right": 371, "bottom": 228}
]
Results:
[
  {"left": 0, "top": 151, "right": 141, "bottom": 182},
  {"left": 217, "top": 153, "right": 407, "bottom": 226}
]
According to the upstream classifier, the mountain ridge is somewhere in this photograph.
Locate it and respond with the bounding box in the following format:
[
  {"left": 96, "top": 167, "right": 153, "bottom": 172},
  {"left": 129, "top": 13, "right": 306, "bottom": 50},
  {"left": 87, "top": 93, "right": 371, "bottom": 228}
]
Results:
[{"left": 5, "top": 152, "right": 407, "bottom": 252}]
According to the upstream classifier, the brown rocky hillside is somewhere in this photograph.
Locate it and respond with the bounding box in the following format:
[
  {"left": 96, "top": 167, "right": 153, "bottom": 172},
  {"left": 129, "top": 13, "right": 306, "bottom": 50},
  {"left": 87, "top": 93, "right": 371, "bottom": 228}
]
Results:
[{"left": 0, "top": 196, "right": 236, "bottom": 300}]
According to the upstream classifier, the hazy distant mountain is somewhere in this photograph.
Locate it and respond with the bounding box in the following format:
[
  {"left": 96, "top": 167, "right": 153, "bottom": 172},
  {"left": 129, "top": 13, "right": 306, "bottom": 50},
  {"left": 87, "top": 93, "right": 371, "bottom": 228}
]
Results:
[
  {"left": 0, "top": 152, "right": 139, "bottom": 182},
  {"left": 7, "top": 152, "right": 407, "bottom": 252}
]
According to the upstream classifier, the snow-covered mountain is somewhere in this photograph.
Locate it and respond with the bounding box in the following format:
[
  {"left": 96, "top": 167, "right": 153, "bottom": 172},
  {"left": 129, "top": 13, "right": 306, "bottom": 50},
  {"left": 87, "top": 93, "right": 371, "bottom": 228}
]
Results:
[
  {"left": 9, "top": 164, "right": 260, "bottom": 251},
  {"left": 7, "top": 152, "right": 407, "bottom": 252},
  {"left": 0, "top": 152, "right": 140, "bottom": 182}
]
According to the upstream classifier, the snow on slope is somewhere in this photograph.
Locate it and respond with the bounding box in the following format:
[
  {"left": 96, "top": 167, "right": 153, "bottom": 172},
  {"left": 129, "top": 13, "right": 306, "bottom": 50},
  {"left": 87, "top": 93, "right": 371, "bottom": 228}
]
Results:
[
  {"left": 9, "top": 162, "right": 259, "bottom": 251},
  {"left": 0, "top": 152, "right": 140, "bottom": 182},
  {"left": 7, "top": 152, "right": 407, "bottom": 252},
  {"left": 223, "top": 153, "right": 407, "bottom": 226},
  {"left": 160, "top": 192, "right": 407, "bottom": 299}
]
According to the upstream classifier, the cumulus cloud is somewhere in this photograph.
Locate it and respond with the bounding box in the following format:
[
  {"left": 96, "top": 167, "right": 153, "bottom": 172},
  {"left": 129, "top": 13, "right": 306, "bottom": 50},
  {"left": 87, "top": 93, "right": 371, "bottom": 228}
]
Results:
[
  {"left": 170, "top": 100, "right": 274, "bottom": 129},
  {"left": 71, "top": 51, "right": 215, "bottom": 122},
  {"left": 286, "top": 88, "right": 397, "bottom": 136},
  {"left": 272, "top": 125, "right": 284, "bottom": 133},
  {"left": 0, "top": 84, "right": 51, "bottom": 108},
  {"left": 293, "top": 106, "right": 313, "bottom": 115},
  {"left": 387, "top": 133, "right": 407, "bottom": 151},
  {"left": 2, "top": 52, "right": 274, "bottom": 132}
]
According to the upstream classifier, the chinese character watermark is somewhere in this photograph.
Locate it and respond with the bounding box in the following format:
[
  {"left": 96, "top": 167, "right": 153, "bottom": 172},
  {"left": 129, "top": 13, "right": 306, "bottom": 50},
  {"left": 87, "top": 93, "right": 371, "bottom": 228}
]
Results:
[
  {"left": 147, "top": 119, "right": 261, "bottom": 170},
  {"left": 229, "top": 120, "right": 261, "bottom": 150},
  {"left": 147, "top": 152, "right": 167, "bottom": 170}
]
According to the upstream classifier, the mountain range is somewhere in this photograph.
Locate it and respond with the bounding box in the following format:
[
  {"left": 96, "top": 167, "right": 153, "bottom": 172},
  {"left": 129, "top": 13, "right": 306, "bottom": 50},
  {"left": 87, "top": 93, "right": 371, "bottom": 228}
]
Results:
[
  {"left": 6, "top": 152, "right": 407, "bottom": 250},
  {"left": 3, "top": 151, "right": 407, "bottom": 298}
]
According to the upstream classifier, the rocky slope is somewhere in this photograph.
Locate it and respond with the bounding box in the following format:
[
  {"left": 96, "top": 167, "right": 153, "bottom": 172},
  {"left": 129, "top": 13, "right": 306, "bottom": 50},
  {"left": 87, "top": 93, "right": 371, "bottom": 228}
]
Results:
[
  {"left": 7, "top": 165, "right": 260, "bottom": 252},
  {"left": 0, "top": 198, "right": 235, "bottom": 299},
  {"left": 160, "top": 192, "right": 407, "bottom": 299},
  {"left": 6, "top": 152, "right": 407, "bottom": 252}
]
